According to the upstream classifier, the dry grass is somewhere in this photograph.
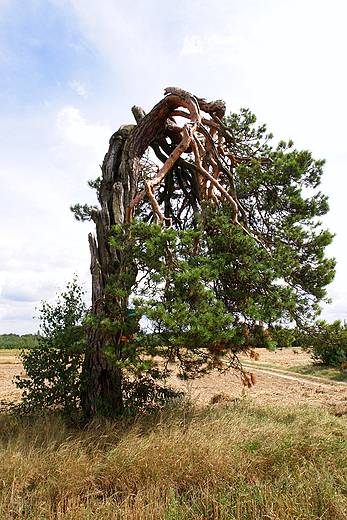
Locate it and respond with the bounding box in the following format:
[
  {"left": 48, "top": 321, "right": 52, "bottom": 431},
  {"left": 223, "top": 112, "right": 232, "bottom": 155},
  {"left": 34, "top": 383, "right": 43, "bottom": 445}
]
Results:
[{"left": 0, "top": 399, "right": 347, "bottom": 519}]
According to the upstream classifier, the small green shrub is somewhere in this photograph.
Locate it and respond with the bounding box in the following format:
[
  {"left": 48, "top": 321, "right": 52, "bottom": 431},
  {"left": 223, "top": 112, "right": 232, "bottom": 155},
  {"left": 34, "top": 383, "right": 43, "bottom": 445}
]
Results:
[
  {"left": 303, "top": 320, "right": 347, "bottom": 368},
  {"left": 8, "top": 279, "right": 181, "bottom": 419},
  {"left": 12, "top": 278, "right": 87, "bottom": 416},
  {"left": 269, "top": 325, "right": 301, "bottom": 348}
]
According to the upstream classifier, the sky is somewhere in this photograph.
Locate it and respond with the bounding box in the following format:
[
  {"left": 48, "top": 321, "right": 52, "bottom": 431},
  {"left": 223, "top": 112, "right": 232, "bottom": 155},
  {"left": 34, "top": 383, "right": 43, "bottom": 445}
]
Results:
[{"left": 0, "top": 0, "right": 346, "bottom": 334}]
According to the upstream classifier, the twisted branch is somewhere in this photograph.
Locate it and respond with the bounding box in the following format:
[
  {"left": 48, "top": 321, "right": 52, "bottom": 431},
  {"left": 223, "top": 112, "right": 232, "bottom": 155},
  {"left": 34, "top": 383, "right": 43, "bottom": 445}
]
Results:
[{"left": 126, "top": 87, "right": 242, "bottom": 226}]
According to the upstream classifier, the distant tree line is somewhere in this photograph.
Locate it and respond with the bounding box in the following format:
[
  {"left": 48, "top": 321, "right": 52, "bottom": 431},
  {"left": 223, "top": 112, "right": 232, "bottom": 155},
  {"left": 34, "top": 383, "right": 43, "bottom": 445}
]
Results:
[{"left": 0, "top": 333, "right": 39, "bottom": 350}]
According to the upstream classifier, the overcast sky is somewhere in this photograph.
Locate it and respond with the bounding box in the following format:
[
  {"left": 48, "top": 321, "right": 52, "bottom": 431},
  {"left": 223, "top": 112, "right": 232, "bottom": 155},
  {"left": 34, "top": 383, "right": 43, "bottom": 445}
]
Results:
[{"left": 1, "top": 0, "right": 346, "bottom": 334}]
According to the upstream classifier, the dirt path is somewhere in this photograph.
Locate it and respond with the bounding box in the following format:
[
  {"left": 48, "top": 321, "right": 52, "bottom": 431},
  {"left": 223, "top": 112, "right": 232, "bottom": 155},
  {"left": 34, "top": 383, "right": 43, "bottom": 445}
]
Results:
[
  {"left": 1, "top": 348, "right": 347, "bottom": 415},
  {"left": 165, "top": 348, "right": 347, "bottom": 415},
  {"left": 241, "top": 363, "right": 347, "bottom": 387}
]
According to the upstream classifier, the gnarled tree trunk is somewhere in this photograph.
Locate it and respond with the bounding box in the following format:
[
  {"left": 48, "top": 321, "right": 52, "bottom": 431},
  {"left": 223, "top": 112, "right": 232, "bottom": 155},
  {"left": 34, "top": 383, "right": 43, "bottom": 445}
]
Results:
[
  {"left": 80, "top": 99, "right": 178, "bottom": 418},
  {"left": 81, "top": 88, "right": 228, "bottom": 418}
]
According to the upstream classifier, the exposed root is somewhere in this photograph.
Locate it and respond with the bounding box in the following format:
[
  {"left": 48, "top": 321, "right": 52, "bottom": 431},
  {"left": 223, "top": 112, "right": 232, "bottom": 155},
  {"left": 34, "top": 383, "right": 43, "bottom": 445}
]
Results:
[{"left": 126, "top": 87, "right": 241, "bottom": 226}]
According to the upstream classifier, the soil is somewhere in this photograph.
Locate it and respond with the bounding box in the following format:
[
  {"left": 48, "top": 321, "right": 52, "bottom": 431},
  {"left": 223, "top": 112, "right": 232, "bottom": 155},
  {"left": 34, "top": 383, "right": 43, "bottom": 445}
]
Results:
[{"left": 1, "top": 348, "right": 347, "bottom": 415}]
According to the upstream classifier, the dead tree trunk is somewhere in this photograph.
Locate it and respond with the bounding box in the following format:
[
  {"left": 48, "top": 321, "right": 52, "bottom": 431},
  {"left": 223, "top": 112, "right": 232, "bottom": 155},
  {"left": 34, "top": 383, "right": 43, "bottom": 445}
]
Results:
[
  {"left": 81, "top": 98, "right": 180, "bottom": 418},
  {"left": 80, "top": 127, "right": 132, "bottom": 417},
  {"left": 81, "top": 88, "right": 228, "bottom": 418}
]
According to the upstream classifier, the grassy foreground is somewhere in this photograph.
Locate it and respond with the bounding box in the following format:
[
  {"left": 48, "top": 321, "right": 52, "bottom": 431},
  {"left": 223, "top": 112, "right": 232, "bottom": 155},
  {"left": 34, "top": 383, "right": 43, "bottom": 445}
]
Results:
[{"left": 0, "top": 400, "right": 346, "bottom": 519}]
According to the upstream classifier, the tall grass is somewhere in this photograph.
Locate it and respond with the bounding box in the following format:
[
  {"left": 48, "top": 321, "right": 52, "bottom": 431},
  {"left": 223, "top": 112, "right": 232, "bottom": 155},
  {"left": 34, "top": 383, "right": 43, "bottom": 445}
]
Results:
[{"left": 0, "top": 399, "right": 346, "bottom": 519}]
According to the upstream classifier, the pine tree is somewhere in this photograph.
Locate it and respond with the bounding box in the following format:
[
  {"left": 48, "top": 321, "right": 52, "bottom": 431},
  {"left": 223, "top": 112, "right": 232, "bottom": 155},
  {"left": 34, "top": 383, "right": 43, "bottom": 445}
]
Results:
[{"left": 72, "top": 87, "right": 335, "bottom": 418}]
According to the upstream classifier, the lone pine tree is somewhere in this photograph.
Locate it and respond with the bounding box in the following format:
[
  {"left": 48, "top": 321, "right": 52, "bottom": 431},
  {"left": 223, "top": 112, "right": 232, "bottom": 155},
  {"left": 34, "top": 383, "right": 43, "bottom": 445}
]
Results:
[{"left": 72, "top": 87, "right": 335, "bottom": 418}]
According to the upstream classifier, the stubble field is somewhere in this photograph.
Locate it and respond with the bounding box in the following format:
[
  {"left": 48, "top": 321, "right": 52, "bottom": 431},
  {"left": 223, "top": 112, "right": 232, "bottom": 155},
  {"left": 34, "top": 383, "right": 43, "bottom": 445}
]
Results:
[{"left": 1, "top": 347, "right": 347, "bottom": 415}]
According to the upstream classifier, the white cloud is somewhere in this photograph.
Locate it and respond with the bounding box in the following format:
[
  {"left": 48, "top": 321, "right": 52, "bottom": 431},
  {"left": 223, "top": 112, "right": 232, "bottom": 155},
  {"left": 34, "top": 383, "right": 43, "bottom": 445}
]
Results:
[
  {"left": 0, "top": 275, "right": 58, "bottom": 334},
  {"left": 0, "top": 300, "right": 39, "bottom": 335},
  {"left": 0, "top": 268, "right": 92, "bottom": 334},
  {"left": 69, "top": 80, "right": 88, "bottom": 99},
  {"left": 180, "top": 35, "right": 205, "bottom": 56},
  {"left": 180, "top": 32, "right": 246, "bottom": 60},
  {"left": 0, "top": 275, "right": 56, "bottom": 303},
  {"left": 55, "top": 105, "right": 110, "bottom": 151},
  {"left": 321, "top": 293, "right": 347, "bottom": 324}
]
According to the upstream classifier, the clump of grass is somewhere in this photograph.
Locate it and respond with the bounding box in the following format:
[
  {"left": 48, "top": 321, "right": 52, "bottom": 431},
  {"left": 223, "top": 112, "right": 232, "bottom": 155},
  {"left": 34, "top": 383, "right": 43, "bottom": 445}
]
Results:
[{"left": 0, "top": 400, "right": 346, "bottom": 519}]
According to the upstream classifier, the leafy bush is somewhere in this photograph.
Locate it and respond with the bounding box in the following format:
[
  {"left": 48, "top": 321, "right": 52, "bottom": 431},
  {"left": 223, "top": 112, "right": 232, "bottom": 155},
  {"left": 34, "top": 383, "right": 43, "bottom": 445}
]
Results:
[
  {"left": 269, "top": 325, "right": 302, "bottom": 349},
  {"left": 10, "top": 279, "right": 181, "bottom": 419},
  {"left": 303, "top": 320, "right": 347, "bottom": 368},
  {"left": 13, "top": 278, "right": 87, "bottom": 416}
]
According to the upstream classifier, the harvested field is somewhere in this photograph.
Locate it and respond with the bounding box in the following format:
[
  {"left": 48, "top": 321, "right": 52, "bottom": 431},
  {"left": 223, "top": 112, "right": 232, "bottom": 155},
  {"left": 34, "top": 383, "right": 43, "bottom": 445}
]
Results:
[
  {"left": 165, "top": 347, "right": 347, "bottom": 415},
  {"left": 0, "top": 351, "right": 22, "bottom": 406},
  {"left": 1, "top": 348, "right": 347, "bottom": 415}
]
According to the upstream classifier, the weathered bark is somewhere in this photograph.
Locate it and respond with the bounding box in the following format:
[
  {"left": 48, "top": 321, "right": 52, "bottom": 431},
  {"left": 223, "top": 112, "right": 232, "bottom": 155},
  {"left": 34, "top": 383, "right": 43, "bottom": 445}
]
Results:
[
  {"left": 81, "top": 128, "right": 133, "bottom": 418},
  {"left": 81, "top": 87, "right": 230, "bottom": 418},
  {"left": 81, "top": 321, "right": 123, "bottom": 417},
  {"left": 81, "top": 110, "right": 174, "bottom": 417}
]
